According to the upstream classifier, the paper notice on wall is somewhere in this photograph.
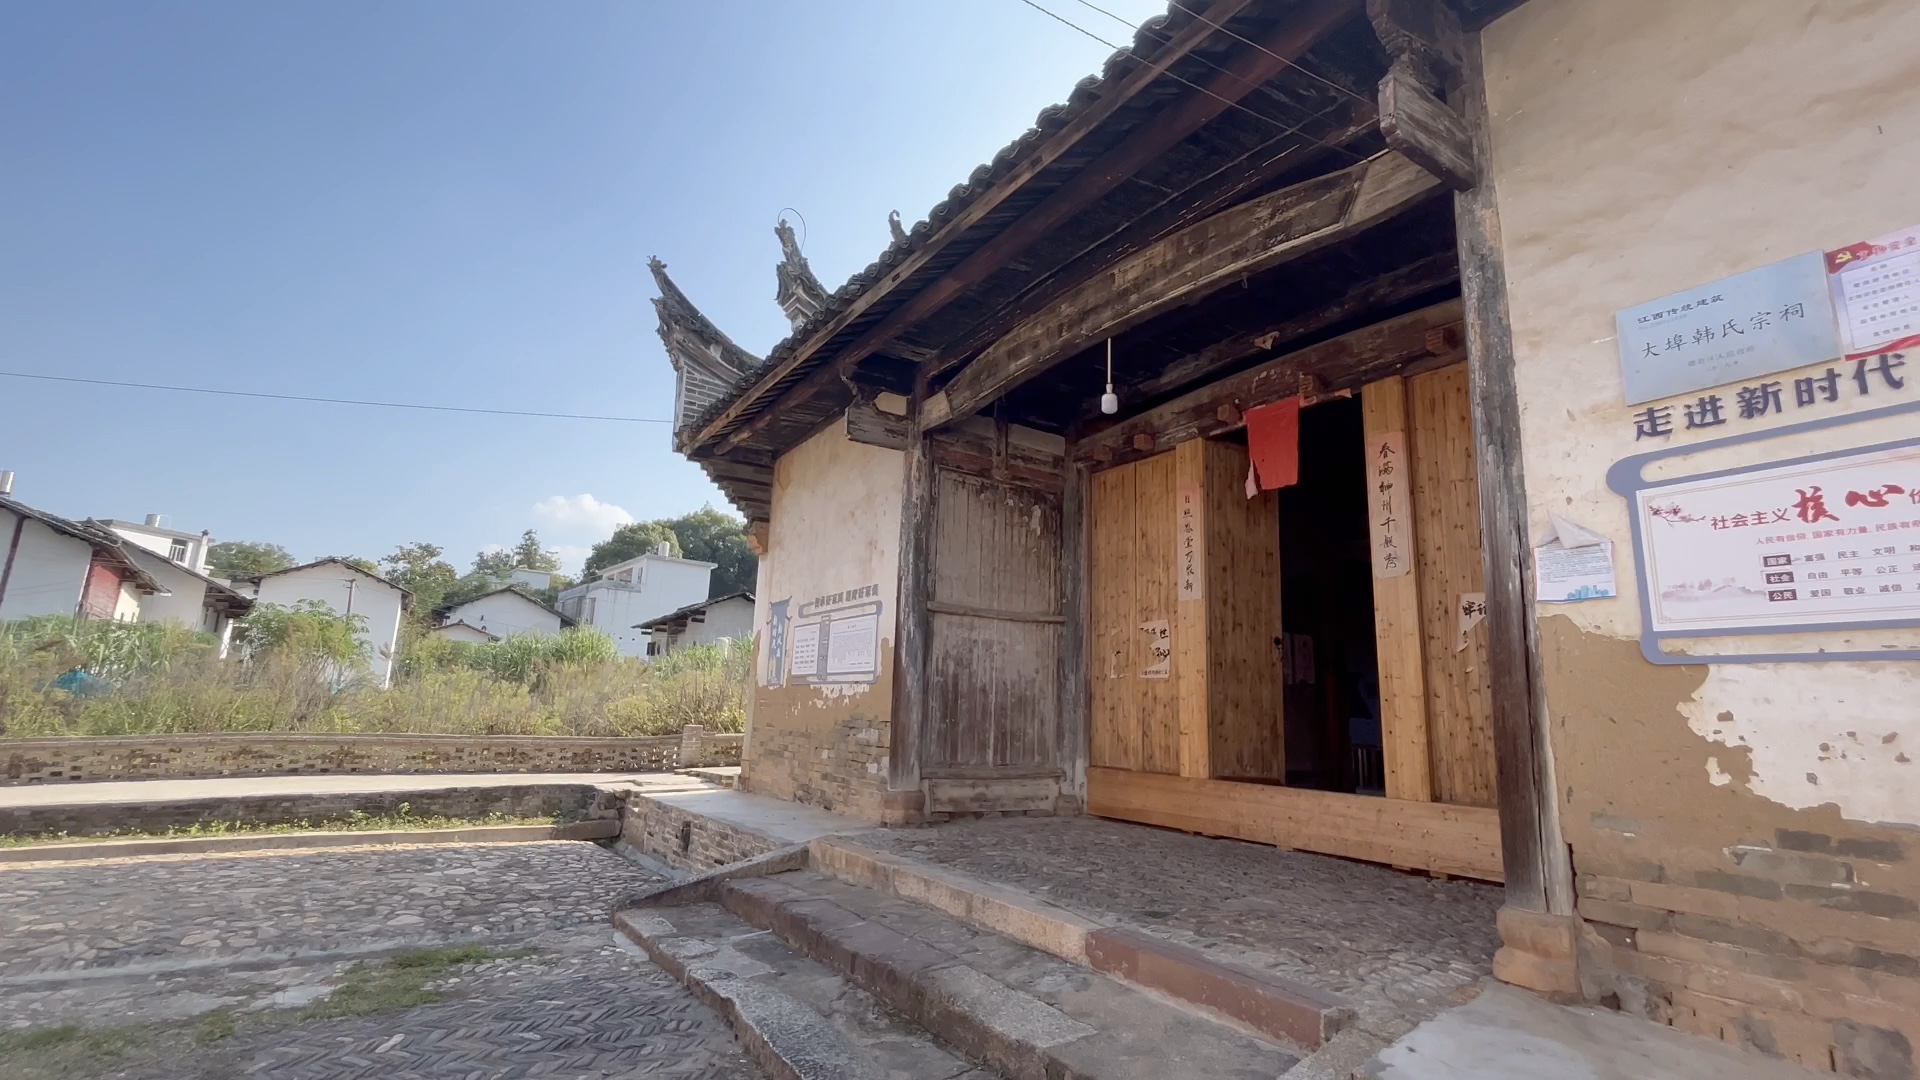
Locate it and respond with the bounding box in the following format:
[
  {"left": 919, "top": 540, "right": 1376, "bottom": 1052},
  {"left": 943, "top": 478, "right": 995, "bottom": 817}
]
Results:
[
  {"left": 1177, "top": 487, "right": 1203, "bottom": 600},
  {"left": 1534, "top": 514, "right": 1618, "bottom": 603},
  {"left": 1456, "top": 592, "right": 1488, "bottom": 651},
  {"left": 1140, "top": 619, "right": 1171, "bottom": 679},
  {"left": 1827, "top": 226, "right": 1920, "bottom": 357},
  {"left": 787, "top": 621, "right": 822, "bottom": 679},
  {"left": 825, "top": 613, "right": 879, "bottom": 676}
]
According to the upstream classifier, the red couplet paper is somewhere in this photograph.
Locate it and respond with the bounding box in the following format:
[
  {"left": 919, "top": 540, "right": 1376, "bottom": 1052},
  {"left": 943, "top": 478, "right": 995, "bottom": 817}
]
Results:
[{"left": 1245, "top": 396, "right": 1301, "bottom": 490}]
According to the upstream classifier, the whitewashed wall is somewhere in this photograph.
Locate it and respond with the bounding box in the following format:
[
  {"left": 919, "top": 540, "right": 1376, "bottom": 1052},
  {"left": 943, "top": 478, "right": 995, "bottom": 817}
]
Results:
[
  {"left": 441, "top": 591, "right": 562, "bottom": 639},
  {"left": 1485, "top": 0, "right": 1920, "bottom": 827},
  {"left": 249, "top": 565, "right": 406, "bottom": 688},
  {"left": 0, "top": 513, "right": 92, "bottom": 620}
]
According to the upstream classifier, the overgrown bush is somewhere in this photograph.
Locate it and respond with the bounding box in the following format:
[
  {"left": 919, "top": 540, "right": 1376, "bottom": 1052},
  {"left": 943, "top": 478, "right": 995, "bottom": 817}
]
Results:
[{"left": 0, "top": 614, "right": 752, "bottom": 739}]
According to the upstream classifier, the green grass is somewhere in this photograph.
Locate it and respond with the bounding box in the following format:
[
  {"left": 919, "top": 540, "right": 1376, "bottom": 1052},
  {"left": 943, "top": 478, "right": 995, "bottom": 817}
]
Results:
[
  {"left": 0, "top": 803, "right": 564, "bottom": 849},
  {"left": 298, "top": 944, "right": 530, "bottom": 1021},
  {"left": 0, "top": 946, "right": 527, "bottom": 1079}
]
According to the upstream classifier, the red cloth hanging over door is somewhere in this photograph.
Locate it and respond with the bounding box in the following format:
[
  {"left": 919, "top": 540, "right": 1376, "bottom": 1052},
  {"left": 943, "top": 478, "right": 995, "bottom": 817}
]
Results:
[{"left": 1245, "top": 396, "right": 1301, "bottom": 490}]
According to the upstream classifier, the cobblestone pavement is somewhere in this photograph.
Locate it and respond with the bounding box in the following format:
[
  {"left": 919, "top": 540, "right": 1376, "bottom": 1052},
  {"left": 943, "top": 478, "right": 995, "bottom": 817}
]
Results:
[
  {"left": 858, "top": 817, "right": 1502, "bottom": 1034},
  {"left": 0, "top": 842, "right": 758, "bottom": 1079}
]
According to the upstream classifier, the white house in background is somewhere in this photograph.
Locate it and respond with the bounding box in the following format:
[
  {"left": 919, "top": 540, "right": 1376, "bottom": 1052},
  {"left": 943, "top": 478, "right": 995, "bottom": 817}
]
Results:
[
  {"left": 100, "top": 515, "right": 252, "bottom": 653},
  {"left": 101, "top": 514, "right": 214, "bottom": 575},
  {"left": 120, "top": 547, "right": 253, "bottom": 654},
  {"left": 508, "top": 567, "right": 554, "bottom": 592},
  {"left": 432, "top": 620, "right": 497, "bottom": 644},
  {"left": 236, "top": 558, "right": 411, "bottom": 688},
  {"left": 556, "top": 542, "right": 714, "bottom": 657},
  {"left": 635, "top": 591, "right": 754, "bottom": 657},
  {"left": 0, "top": 490, "right": 166, "bottom": 622},
  {"left": 432, "top": 586, "right": 572, "bottom": 641}
]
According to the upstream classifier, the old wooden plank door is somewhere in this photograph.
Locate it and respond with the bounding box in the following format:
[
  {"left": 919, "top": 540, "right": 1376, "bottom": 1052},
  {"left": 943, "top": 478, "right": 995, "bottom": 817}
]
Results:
[{"left": 922, "top": 467, "right": 1065, "bottom": 812}]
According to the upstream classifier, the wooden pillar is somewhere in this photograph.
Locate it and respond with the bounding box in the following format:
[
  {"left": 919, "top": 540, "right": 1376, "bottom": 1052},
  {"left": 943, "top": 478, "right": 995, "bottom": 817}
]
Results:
[
  {"left": 1363, "top": 376, "right": 1433, "bottom": 802},
  {"left": 890, "top": 395, "right": 934, "bottom": 796},
  {"left": 1172, "top": 439, "right": 1212, "bottom": 779},
  {"left": 1451, "top": 33, "right": 1573, "bottom": 918},
  {"left": 1058, "top": 459, "right": 1092, "bottom": 808}
]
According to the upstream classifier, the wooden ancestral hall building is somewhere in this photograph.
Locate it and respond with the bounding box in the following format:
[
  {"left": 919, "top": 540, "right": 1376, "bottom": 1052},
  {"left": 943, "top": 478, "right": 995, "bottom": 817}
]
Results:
[{"left": 658, "top": 2, "right": 1920, "bottom": 1074}]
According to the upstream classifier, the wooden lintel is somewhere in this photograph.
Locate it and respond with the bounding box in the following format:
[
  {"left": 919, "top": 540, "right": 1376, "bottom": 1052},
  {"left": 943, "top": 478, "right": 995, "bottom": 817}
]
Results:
[
  {"left": 846, "top": 395, "right": 910, "bottom": 451},
  {"left": 1380, "top": 60, "right": 1479, "bottom": 192},
  {"left": 1111, "top": 251, "right": 1459, "bottom": 411},
  {"left": 1073, "top": 300, "right": 1465, "bottom": 466},
  {"left": 925, "top": 152, "right": 1442, "bottom": 431},
  {"left": 693, "top": 0, "right": 1271, "bottom": 455}
]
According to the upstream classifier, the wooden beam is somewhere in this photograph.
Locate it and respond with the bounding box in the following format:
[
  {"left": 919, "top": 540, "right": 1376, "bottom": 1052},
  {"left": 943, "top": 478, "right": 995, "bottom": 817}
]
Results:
[
  {"left": 689, "top": 0, "right": 1268, "bottom": 454},
  {"left": 1363, "top": 376, "right": 1432, "bottom": 802},
  {"left": 1086, "top": 767, "right": 1503, "bottom": 881},
  {"left": 927, "top": 151, "right": 1441, "bottom": 429},
  {"left": 925, "top": 109, "right": 1381, "bottom": 380},
  {"left": 1074, "top": 299, "right": 1465, "bottom": 465},
  {"left": 1105, "top": 251, "right": 1459, "bottom": 414},
  {"left": 846, "top": 394, "right": 909, "bottom": 451},
  {"left": 889, "top": 401, "right": 935, "bottom": 794},
  {"left": 1059, "top": 459, "right": 1091, "bottom": 809},
  {"left": 1379, "top": 60, "right": 1478, "bottom": 191},
  {"left": 1451, "top": 35, "right": 1572, "bottom": 915},
  {"left": 1367, "top": 0, "right": 1465, "bottom": 88},
  {"left": 712, "top": 0, "right": 1364, "bottom": 454},
  {"left": 1172, "top": 439, "right": 1211, "bottom": 780}
]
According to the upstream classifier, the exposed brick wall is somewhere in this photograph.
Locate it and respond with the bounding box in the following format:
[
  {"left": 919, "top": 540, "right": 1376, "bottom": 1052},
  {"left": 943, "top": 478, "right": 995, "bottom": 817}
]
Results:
[
  {"left": 620, "top": 794, "right": 783, "bottom": 876},
  {"left": 741, "top": 705, "right": 891, "bottom": 822},
  {"left": 2, "top": 784, "right": 622, "bottom": 839},
  {"left": 0, "top": 732, "right": 745, "bottom": 786},
  {"left": 1574, "top": 828, "right": 1920, "bottom": 1078}
]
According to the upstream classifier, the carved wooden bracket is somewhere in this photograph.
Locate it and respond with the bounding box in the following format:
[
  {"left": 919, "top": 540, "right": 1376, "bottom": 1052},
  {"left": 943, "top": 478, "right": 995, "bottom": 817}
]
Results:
[{"left": 1368, "top": 0, "right": 1479, "bottom": 192}]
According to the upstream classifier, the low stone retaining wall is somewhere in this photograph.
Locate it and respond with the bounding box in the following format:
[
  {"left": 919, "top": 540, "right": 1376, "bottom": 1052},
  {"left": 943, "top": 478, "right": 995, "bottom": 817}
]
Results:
[
  {"left": 1, "top": 728, "right": 745, "bottom": 786},
  {"left": 0, "top": 783, "right": 624, "bottom": 839},
  {"left": 622, "top": 793, "right": 787, "bottom": 876}
]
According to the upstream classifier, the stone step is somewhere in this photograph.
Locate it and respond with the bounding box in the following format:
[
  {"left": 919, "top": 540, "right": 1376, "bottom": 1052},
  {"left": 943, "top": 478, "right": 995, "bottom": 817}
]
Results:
[
  {"left": 717, "top": 869, "right": 1306, "bottom": 1080},
  {"left": 809, "top": 835, "right": 1359, "bottom": 1050},
  {"left": 615, "top": 901, "right": 991, "bottom": 1080}
]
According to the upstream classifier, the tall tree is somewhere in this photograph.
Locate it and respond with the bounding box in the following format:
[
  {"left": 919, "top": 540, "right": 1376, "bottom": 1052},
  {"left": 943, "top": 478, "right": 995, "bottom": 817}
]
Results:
[
  {"left": 582, "top": 521, "right": 680, "bottom": 579},
  {"left": 580, "top": 507, "right": 756, "bottom": 597},
  {"left": 206, "top": 540, "right": 294, "bottom": 579},
  {"left": 667, "top": 506, "right": 756, "bottom": 597},
  {"left": 471, "top": 548, "right": 517, "bottom": 579},
  {"left": 512, "top": 530, "right": 560, "bottom": 572},
  {"left": 379, "top": 542, "right": 458, "bottom": 610}
]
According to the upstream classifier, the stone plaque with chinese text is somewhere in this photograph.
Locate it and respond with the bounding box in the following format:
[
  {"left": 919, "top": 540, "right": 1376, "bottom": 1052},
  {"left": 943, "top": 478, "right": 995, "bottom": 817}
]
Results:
[{"left": 1616, "top": 251, "right": 1841, "bottom": 405}]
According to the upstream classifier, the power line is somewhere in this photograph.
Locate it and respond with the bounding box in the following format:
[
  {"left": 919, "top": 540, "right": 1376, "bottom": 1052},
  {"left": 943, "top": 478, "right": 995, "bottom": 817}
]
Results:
[
  {"left": 1009, "top": 0, "right": 1312, "bottom": 137},
  {"left": 1068, "top": 0, "right": 1373, "bottom": 111},
  {"left": 0, "top": 370, "right": 673, "bottom": 424}
]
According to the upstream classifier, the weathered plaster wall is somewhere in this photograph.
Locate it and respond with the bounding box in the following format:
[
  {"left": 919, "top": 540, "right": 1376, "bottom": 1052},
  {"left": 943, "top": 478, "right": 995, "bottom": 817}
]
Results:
[
  {"left": 744, "top": 415, "right": 904, "bottom": 821},
  {"left": 1485, "top": 0, "right": 1919, "bottom": 1072}
]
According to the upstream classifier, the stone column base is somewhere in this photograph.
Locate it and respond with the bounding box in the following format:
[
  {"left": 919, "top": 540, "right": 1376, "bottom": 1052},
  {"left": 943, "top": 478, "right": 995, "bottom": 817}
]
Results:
[
  {"left": 1492, "top": 905, "right": 1580, "bottom": 998},
  {"left": 878, "top": 788, "right": 926, "bottom": 826}
]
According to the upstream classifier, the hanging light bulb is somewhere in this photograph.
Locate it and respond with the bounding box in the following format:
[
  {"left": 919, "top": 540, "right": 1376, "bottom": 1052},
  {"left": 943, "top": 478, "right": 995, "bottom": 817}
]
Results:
[{"left": 1100, "top": 338, "right": 1119, "bottom": 415}]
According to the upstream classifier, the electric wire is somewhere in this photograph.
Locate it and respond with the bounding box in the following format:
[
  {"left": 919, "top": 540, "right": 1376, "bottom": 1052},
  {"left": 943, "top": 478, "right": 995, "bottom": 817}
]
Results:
[{"left": 0, "top": 370, "right": 672, "bottom": 424}]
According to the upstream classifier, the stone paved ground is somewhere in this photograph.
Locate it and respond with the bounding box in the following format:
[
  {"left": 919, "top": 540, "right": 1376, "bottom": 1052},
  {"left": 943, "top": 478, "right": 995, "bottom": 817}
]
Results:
[
  {"left": 0, "top": 842, "right": 758, "bottom": 1079},
  {"left": 858, "top": 817, "right": 1502, "bottom": 1035}
]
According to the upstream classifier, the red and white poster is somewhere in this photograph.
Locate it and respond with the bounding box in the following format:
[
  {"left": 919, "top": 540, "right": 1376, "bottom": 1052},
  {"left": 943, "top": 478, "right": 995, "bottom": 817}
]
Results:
[{"left": 1827, "top": 226, "right": 1920, "bottom": 359}]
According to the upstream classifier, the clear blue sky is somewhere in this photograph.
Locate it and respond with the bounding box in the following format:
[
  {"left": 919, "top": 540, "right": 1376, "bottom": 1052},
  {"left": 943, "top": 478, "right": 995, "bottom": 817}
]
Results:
[{"left": 0, "top": 0, "right": 1164, "bottom": 572}]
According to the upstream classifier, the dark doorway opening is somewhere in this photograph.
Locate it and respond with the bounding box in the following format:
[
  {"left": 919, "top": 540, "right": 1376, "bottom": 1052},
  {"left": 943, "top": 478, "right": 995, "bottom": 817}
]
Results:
[{"left": 1278, "top": 396, "right": 1380, "bottom": 794}]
